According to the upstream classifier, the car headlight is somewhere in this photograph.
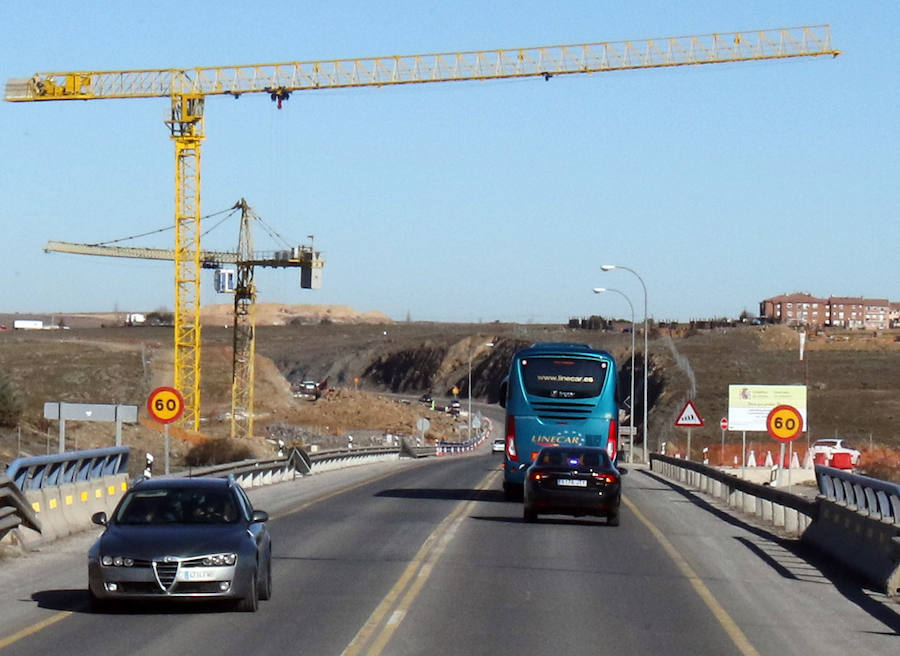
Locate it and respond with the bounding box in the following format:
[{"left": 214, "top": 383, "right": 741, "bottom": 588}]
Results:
[
  {"left": 101, "top": 555, "right": 134, "bottom": 567},
  {"left": 201, "top": 553, "right": 237, "bottom": 567}
]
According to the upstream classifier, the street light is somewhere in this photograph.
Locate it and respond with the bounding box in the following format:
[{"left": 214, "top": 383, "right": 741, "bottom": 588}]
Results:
[
  {"left": 593, "top": 287, "right": 635, "bottom": 464},
  {"left": 601, "top": 264, "right": 648, "bottom": 463},
  {"left": 468, "top": 341, "right": 494, "bottom": 442}
]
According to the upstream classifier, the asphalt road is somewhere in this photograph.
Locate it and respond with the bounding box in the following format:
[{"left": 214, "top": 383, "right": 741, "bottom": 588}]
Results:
[{"left": 0, "top": 447, "right": 896, "bottom": 655}]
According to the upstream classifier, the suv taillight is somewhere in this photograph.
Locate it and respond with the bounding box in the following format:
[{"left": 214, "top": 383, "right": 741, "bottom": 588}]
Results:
[{"left": 505, "top": 416, "right": 518, "bottom": 461}]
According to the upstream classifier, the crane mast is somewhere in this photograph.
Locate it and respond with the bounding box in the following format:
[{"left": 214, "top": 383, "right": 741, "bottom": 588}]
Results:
[
  {"left": 9, "top": 25, "right": 838, "bottom": 429},
  {"left": 231, "top": 200, "right": 256, "bottom": 440}
]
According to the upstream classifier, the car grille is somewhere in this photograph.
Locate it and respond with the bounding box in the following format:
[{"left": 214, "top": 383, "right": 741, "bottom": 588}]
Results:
[
  {"left": 117, "top": 582, "right": 166, "bottom": 595},
  {"left": 177, "top": 582, "right": 226, "bottom": 594},
  {"left": 531, "top": 400, "right": 596, "bottom": 421},
  {"left": 153, "top": 561, "right": 179, "bottom": 591}
]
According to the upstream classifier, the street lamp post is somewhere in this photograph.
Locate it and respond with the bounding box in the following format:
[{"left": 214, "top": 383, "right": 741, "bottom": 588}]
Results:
[
  {"left": 468, "top": 341, "right": 494, "bottom": 442},
  {"left": 593, "top": 287, "right": 635, "bottom": 464},
  {"left": 601, "top": 264, "right": 649, "bottom": 463}
]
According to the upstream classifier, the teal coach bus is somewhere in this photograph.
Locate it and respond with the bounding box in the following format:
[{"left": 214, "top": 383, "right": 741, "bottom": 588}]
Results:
[{"left": 498, "top": 343, "right": 621, "bottom": 499}]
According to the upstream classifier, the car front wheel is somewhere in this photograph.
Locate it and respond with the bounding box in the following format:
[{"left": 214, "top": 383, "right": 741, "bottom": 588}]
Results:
[
  {"left": 236, "top": 571, "right": 259, "bottom": 612},
  {"left": 258, "top": 553, "right": 272, "bottom": 601}
]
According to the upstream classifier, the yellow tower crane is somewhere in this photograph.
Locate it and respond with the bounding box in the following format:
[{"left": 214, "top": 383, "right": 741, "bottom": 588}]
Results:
[
  {"left": 7, "top": 25, "right": 839, "bottom": 428},
  {"left": 45, "top": 199, "right": 324, "bottom": 439}
]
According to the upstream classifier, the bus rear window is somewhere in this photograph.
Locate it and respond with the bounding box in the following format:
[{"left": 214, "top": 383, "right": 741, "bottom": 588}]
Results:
[{"left": 520, "top": 358, "right": 607, "bottom": 399}]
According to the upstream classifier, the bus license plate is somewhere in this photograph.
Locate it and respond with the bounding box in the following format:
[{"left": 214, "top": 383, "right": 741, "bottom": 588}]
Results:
[{"left": 557, "top": 478, "right": 587, "bottom": 488}]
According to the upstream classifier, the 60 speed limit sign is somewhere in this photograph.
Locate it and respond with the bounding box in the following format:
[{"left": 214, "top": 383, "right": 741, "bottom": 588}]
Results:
[
  {"left": 147, "top": 386, "right": 185, "bottom": 424},
  {"left": 766, "top": 404, "right": 803, "bottom": 442}
]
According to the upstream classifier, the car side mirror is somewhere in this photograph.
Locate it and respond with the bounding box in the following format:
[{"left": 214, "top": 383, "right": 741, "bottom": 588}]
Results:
[
  {"left": 91, "top": 511, "right": 108, "bottom": 526},
  {"left": 251, "top": 510, "right": 269, "bottom": 523},
  {"left": 498, "top": 380, "right": 508, "bottom": 409}
]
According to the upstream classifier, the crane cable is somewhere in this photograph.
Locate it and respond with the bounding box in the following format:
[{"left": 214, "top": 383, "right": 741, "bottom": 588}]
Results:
[{"left": 86, "top": 205, "right": 241, "bottom": 247}]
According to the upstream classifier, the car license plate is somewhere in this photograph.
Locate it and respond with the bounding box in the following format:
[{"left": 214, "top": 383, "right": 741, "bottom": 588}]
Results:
[
  {"left": 183, "top": 570, "right": 215, "bottom": 580},
  {"left": 557, "top": 478, "right": 587, "bottom": 488}
]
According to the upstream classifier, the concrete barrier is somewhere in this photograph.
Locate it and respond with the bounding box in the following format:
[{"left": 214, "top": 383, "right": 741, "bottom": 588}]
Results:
[
  {"left": 802, "top": 500, "right": 900, "bottom": 599},
  {"left": 16, "top": 474, "right": 130, "bottom": 549}
]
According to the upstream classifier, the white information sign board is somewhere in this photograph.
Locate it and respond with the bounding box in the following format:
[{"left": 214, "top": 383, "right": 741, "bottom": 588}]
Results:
[{"left": 727, "top": 385, "right": 807, "bottom": 432}]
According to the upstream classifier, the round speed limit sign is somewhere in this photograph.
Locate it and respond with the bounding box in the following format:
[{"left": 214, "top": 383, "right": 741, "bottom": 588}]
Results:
[
  {"left": 766, "top": 404, "right": 803, "bottom": 442},
  {"left": 147, "top": 386, "right": 185, "bottom": 424}
]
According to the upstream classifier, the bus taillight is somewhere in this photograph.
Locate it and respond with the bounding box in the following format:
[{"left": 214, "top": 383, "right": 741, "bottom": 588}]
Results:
[
  {"left": 505, "top": 416, "right": 518, "bottom": 461},
  {"left": 606, "top": 420, "right": 618, "bottom": 461}
]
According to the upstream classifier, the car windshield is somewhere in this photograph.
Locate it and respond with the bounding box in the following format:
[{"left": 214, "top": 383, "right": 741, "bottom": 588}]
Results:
[
  {"left": 115, "top": 487, "right": 240, "bottom": 525},
  {"left": 537, "top": 448, "right": 609, "bottom": 469}
]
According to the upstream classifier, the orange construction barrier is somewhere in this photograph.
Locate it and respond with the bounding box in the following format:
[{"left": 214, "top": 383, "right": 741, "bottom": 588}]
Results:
[{"left": 831, "top": 452, "right": 853, "bottom": 469}]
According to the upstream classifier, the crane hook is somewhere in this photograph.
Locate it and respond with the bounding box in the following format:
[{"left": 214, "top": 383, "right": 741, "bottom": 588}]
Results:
[{"left": 265, "top": 87, "right": 291, "bottom": 109}]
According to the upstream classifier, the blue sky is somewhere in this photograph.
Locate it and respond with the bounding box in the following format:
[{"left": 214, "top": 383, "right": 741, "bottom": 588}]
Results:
[{"left": 1, "top": 2, "right": 896, "bottom": 323}]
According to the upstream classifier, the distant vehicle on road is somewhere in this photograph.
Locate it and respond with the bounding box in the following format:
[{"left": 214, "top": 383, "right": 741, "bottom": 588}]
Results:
[
  {"left": 810, "top": 438, "right": 861, "bottom": 467},
  {"left": 492, "top": 438, "right": 505, "bottom": 453},
  {"left": 88, "top": 477, "right": 272, "bottom": 612},
  {"left": 301, "top": 380, "right": 321, "bottom": 400},
  {"left": 449, "top": 399, "right": 461, "bottom": 416},
  {"left": 523, "top": 446, "right": 622, "bottom": 525},
  {"left": 418, "top": 393, "right": 433, "bottom": 405}
]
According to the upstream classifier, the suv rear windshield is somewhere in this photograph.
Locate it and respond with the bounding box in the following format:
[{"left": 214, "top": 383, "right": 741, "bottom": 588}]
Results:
[{"left": 521, "top": 357, "right": 607, "bottom": 399}]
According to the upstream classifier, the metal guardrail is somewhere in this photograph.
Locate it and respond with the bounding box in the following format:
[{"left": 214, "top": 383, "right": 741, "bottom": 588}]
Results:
[
  {"left": 815, "top": 465, "right": 900, "bottom": 525},
  {"left": 6, "top": 446, "right": 130, "bottom": 490},
  {"left": 175, "top": 445, "right": 412, "bottom": 485},
  {"left": 649, "top": 453, "right": 817, "bottom": 536},
  {"left": 0, "top": 475, "right": 41, "bottom": 542}
]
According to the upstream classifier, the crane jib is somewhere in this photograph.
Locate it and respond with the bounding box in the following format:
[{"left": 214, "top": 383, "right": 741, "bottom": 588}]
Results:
[{"left": 5, "top": 26, "right": 838, "bottom": 102}]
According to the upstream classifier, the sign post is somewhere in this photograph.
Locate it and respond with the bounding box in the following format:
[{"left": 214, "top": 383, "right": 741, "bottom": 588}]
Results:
[
  {"left": 766, "top": 404, "right": 803, "bottom": 487},
  {"left": 44, "top": 402, "right": 138, "bottom": 453},
  {"left": 674, "top": 400, "right": 704, "bottom": 461},
  {"left": 147, "top": 386, "right": 185, "bottom": 475},
  {"left": 719, "top": 417, "right": 728, "bottom": 465}
]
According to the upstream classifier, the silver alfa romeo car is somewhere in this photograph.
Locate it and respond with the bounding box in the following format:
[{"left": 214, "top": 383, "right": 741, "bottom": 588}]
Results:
[{"left": 88, "top": 476, "right": 272, "bottom": 612}]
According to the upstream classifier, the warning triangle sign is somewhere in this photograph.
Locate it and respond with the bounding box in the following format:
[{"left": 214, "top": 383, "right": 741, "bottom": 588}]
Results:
[{"left": 675, "top": 400, "right": 704, "bottom": 427}]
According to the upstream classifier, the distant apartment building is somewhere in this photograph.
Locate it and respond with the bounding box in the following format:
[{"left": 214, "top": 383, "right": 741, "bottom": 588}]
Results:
[{"left": 760, "top": 293, "right": 897, "bottom": 329}]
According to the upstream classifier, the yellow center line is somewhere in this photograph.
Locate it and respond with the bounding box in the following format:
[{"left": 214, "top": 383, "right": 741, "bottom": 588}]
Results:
[
  {"left": 623, "top": 495, "right": 762, "bottom": 656},
  {"left": 0, "top": 611, "right": 71, "bottom": 651},
  {"left": 342, "top": 468, "right": 500, "bottom": 656}
]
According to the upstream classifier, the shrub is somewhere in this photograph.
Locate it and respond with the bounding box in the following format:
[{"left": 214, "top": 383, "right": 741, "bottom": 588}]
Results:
[
  {"left": 184, "top": 438, "right": 256, "bottom": 467},
  {"left": 0, "top": 373, "right": 23, "bottom": 428}
]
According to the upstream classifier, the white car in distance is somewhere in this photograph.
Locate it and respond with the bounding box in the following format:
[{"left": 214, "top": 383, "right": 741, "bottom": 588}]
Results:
[{"left": 810, "top": 438, "right": 861, "bottom": 466}]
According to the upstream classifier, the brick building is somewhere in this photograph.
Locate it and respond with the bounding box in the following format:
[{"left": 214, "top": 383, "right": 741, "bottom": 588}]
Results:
[{"left": 760, "top": 293, "right": 897, "bottom": 329}]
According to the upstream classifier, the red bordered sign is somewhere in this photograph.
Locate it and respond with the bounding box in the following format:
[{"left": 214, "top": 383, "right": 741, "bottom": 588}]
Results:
[
  {"left": 147, "top": 386, "right": 185, "bottom": 424},
  {"left": 674, "top": 400, "right": 704, "bottom": 427},
  {"left": 766, "top": 404, "right": 803, "bottom": 442}
]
